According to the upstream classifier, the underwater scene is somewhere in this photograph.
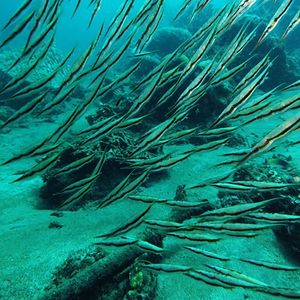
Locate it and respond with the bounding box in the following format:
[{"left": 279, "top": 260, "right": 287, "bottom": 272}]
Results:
[{"left": 0, "top": 0, "right": 300, "bottom": 299}]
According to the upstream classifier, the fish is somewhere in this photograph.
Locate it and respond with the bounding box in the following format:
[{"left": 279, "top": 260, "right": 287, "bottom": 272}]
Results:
[
  {"left": 44, "top": 75, "right": 103, "bottom": 145},
  {"left": 125, "top": 154, "right": 172, "bottom": 170},
  {"left": 37, "top": 83, "right": 77, "bottom": 116},
  {"left": 126, "top": 66, "right": 165, "bottom": 117},
  {"left": 211, "top": 59, "right": 250, "bottom": 87},
  {"left": 210, "top": 23, "right": 251, "bottom": 80},
  {"left": 198, "top": 180, "right": 298, "bottom": 192},
  {"left": 259, "top": 287, "right": 300, "bottom": 299},
  {"left": 0, "top": 11, "right": 35, "bottom": 49},
  {"left": 211, "top": 60, "right": 272, "bottom": 128},
  {"left": 198, "top": 127, "right": 237, "bottom": 137},
  {"left": 184, "top": 246, "right": 230, "bottom": 261},
  {"left": 205, "top": 264, "right": 268, "bottom": 287},
  {"left": 44, "top": 0, "right": 61, "bottom": 25},
  {"left": 232, "top": 52, "right": 271, "bottom": 95},
  {"left": 78, "top": 116, "right": 115, "bottom": 136},
  {"left": 52, "top": 35, "right": 99, "bottom": 97},
  {"left": 53, "top": 153, "right": 95, "bottom": 176},
  {"left": 236, "top": 113, "right": 300, "bottom": 165},
  {"left": 194, "top": 266, "right": 259, "bottom": 289},
  {"left": 135, "top": 0, "right": 164, "bottom": 51},
  {"left": 135, "top": 240, "right": 164, "bottom": 254},
  {"left": 95, "top": 236, "right": 138, "bottom": 247},
  {"left": 167, "top": 232, "right": 222, "bottom": 242},
  {"left": 97, "top": 205, "right": 152, "bottom": 238},
  {"left": 129, "top": 50, "right": 161, "bottom": 58},
  {"left": 9, "top": 13, "right": 59, "bottom": 70},
  {"left": 187, "top": 222, "right": 276, "bottom": 233},
  {"left": 144, "top": 219, "right": 184, "bottom": 230},
  {"left": 161, "top": 200, "right": 209, "bottom": 210},
  {"left": 189, "top": 0, "right": 211, "bottom": 24},
  {"left": 197, "top": 198, "right": 277, "bottom": 219},
  {"left": 190, "top": 3, "right": 228, "bottom": 47},
  {"left": 143, "top": 263, "right": 192, "bottom": 273},
  {"left": 247, "top": 91, "right": 300, "bottom": 125},
  {"left": 185, "top": 270, "right": 232, "bottom": 288},
  {"left": 239, "top": 258, "right": 300, "bottom": 271},
  {"left": 181, "top": 138, "right": 229, "bottom": 157},
  {"left": 156, "top": 128, "right": 198, "bottom": 147},
  {"left": 72, "top": 0, "right": 82, "bottom": 18},
  {"left": 0, "top": 33, "right": 55, "bottom": 95},
  {"left": 147, "top": 153, "right": 191, "bottom": 173},
  {"left": 12, "top": 150, "right": 63, "bottom": 183},
  {"left": 128, "top": 195, "right": 169, "bottom": 204},
  {"left": 2, "top": 0, "right": 33, "bottom": 31},
  {"left": 29, "top": 141, "right": 62, "bottom": 158},
  {"left": 10, "top": 47, "right": 75, "bottom": 99},
  {"left": 173, "top": 0, "right": 193, "bottom": 21},
  {"left": 1, "top": 134, "right": 53, "bottom": 165},
  {"left": 138, "top": 6, "right": 164, "bottom": 53},
  {"left": 207, "top": 261, "right": 300, "bottom": 298},
  {"left": 89, "top": 34, "right": 138, "bottom": 87},
  {"left": 96, "top": 173, "right": 131, "bottom": 208},
  {"left": 47, "top": 105, "right": 83, "bottom": 144},
  {"left": 173, "top": 0, "right": 194, "bottom": 21},
  {"left": 281, "top": 79, "right": 300, "bottom": 92},
  {"left": 177, "top": 24, "right": 219, "bottom": 85},
  {"left": 88, "top": 0, "right": 102, "bottom": 28},
  {"left": 0, "top": 92, "right": 49, "bottom": 129},
  {"left": 170, "top": 57, "right": 216, "bottom": 111},
  {"left": 225, "top": 0, "right": 257, "bottom": 29},
  {"left": 129, "top": 112, "right": 186, "bottom": 158},
  {"left": 118, "top": 114, "right": 150, "bottom": 130},
  {"left": 256, "top": 0, "right": 294, "bottom": 47},
  {"left": 96, "top": 235, "right": 164, "bottom": 254},
  {"left": 128, "top": 195, "right": 209, "bottom": 210},
  {"left": 80, "top": 115, "right": 126, "bottom": 146},
  {"left": 281, "top": 9, "right": 300, "bottom": 40},
  {"left": 229, "top": 86, "right": 279, "bottom": 121},
  {"left": 59, "top": 151, "right": 106, "bottom": 209},
  {"left": 59, "top": 178, "right": 97, "bottom": 209},
  {"left": 246, "top": 212, "right": 300, "bottom": 223},
  {"left": 59, "top": 174, "right": 99, "bottom": 195},
  {"left": 104, "top": 0, "right": 130, "bottom": 37},
  {"left": 93, "top": 0, "right": 135, "bottom": 65},
  {"left": 23, "top": 0, "right": 51, "bottom": 51},
  {"left": 98, "top": 170, "right": 150, "bottom": 208}
]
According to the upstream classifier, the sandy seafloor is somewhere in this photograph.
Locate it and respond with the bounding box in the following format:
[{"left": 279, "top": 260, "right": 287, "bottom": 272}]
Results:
[{"left": 1, "top": 104, "right": 300, "bottom": 300}]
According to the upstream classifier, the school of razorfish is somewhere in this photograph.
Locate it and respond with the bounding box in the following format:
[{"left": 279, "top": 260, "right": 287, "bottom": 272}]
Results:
[{"left": 0, "top": 0, "right": 300, "bottom": 297}]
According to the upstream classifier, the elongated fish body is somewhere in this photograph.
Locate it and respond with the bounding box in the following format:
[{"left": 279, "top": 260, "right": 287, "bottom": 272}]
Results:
[
  {"left": 0, "top": 11, "right": 35, "bottom": 49},
  {"left": 1, "top": 1, "right": 300, "bottom": 297},
  {"left": 281, "top": 9, "right": 300, "bottom": 40},
  {"left": 2, "top": 0, "right": 33, "bottom": 31},
  {"left": 198, "top": 198, "right": 276, "bottom": 218},
  {"left": 256, "top": 0, "right": 294, "bottom": 46}
]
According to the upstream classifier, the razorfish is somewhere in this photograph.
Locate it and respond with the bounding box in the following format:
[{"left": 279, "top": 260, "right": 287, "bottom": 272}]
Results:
[
  {"left": 256, "top": 0, "right": 294, "bottom": 47},
  {"left": 281, "top": 9, "right": 300, "bottom": 40}
]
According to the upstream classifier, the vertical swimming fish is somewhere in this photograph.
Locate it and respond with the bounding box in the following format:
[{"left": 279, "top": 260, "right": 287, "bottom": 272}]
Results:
[
  {"left": 256, "top": 0, "right": 294, "bottom": 47},
  {"left": 72, "top": 0, "right": 82, "bottom": 18},
  {"left": 88, "top": 0, "right": 102, "bottom": 28},
  {"left": 23, "top": 0, "right": 51, "bottom": 51},
  {"left": 0, "top": 33, "right": 55, "bottom": 95},
  {"left": 0, "top": 11, "right": 35, "bottom": 49},
  {"left": 237, "top": 113, "right": 300, "bottom": 165},
  {"left": 211, "top": 61, "right": 272, "bottom": 128},
  {"left": 281, "top": 9, "right": 300, "bottom": 40},
  {"left": 2, "top": 0, "right": 33, "bottom": 31}
]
